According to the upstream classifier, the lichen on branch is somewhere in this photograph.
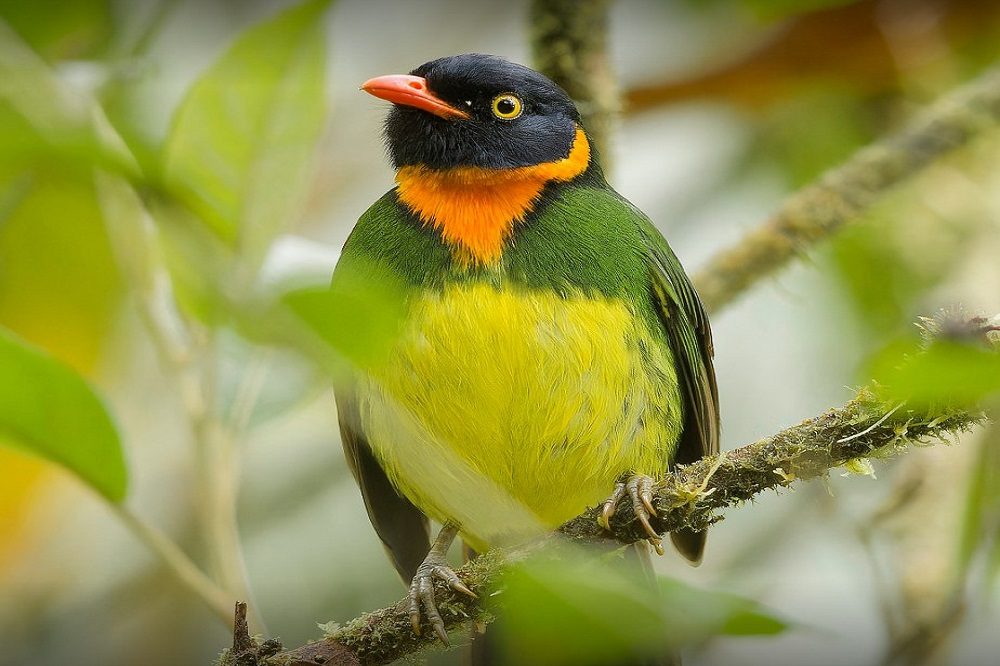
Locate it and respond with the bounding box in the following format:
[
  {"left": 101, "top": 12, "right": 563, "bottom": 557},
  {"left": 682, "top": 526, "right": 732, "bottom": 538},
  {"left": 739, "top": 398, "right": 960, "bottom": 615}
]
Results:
[{"left": 571, "top": 388, "right": 982, "bottom": 547}]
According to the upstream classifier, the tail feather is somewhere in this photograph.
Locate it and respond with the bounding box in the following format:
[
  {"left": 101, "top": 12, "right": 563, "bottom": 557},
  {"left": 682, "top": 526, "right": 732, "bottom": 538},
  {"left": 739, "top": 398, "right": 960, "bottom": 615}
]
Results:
[{"left": 669, "top": 528, "right": 706, "bottom": 566}]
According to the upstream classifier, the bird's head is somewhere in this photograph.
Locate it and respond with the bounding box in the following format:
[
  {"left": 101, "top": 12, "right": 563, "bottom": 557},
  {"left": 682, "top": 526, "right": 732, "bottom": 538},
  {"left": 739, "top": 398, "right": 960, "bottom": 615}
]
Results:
[
  {"left": 360, "top": 54, "right": 598, "bottom": 266},
  {"left": 362, "top": 53, "right": 595, "bottom": 173}
]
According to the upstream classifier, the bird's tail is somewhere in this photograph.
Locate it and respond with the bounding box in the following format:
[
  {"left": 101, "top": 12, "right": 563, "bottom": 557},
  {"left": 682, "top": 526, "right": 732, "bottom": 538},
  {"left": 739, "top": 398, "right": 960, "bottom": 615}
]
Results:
[{"left": 466, "top": 541, "right": 681, "bottom": 666}]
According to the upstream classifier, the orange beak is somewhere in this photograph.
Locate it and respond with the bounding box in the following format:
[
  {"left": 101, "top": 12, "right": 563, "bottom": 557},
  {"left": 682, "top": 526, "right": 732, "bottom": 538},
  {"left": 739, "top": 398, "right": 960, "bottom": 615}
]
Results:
[{"left": 361, "top": 74, "right": 470, "bottom": 120}]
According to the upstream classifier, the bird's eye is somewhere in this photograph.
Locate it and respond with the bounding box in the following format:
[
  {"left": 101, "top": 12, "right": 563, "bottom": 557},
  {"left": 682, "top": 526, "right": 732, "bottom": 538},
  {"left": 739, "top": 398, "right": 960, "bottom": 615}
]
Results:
[{"left": 491, "top": 93, "right": 523, "bottom": 120}]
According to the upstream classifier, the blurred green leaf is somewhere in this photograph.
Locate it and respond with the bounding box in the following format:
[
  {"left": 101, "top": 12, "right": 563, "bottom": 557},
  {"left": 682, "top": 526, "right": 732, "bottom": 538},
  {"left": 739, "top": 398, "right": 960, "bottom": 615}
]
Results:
[
  {"left": 0, "top": 0, "right": 112, "bottom": 60},
  {"left": 868, "top": 337, "right": 1000, "bottom": 407},
  {"left": 496, "top": 556, "right": 670, "bottom": 666},
  {"left": 755, "top": 90, "right": 873, "bottom": 187},
  {"left": 282, "top": 258, "right": 408, "bottom": 369},
  {"left": 162, "top": 0, "right": 330, "bottom": 266},
  {"left": 151, "top": 197, "right": 237, "bottom": 326},
  {"left": 0, "top": 101, "right": 125, "bottom": 184},
  {"left": 657, "top": 577, "right": 787, "bottom": 640},
  {"left": 0, "top": 326, "right": 127, "bottom": 502},
  {"left": 0, "top": 172, "right": 123, "bottom": 371},
  {"left": 831, "top": 222, "right": 928, "bottom": 337},
  {"left": 495, "top": 554, "right": 786, "bottom": 664},
  {"left": 829, "top": 216, "right": 975, "bottom": 338},
  {"left": 0, "top": 19, "right": 98, "bottom": 131},
  {"left": 0, "top": 22, "right": 136, "bottom": 178}
]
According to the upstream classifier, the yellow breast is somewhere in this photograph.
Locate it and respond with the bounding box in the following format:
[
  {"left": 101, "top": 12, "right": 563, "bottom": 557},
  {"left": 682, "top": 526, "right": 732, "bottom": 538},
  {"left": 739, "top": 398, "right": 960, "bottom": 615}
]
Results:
[{"left": 354, "top": 282, "right": 682, "bottom": 548}]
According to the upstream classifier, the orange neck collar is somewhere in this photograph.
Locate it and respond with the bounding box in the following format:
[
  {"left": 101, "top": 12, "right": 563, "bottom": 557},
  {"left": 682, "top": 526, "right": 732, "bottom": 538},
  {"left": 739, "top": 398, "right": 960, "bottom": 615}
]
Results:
[{"left": 395, "top": 127, "right": 591, "bottom": 266}]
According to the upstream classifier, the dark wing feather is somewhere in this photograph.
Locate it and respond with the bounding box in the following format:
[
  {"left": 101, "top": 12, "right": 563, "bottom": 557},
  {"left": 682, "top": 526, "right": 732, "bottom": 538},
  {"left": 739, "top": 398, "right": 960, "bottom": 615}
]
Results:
[
  {"left": 639, "top": 220, "right": 720, "bottom": 564},
  {"left": 336, "top": 390, "right": 430, "bottom": 581}
]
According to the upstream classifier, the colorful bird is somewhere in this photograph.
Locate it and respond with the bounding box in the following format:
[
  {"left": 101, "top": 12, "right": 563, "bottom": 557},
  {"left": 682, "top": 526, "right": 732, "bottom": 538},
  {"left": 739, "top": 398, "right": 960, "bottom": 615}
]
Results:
[{"left": 333, "top": 53, "right": 719, "bottom": 649}]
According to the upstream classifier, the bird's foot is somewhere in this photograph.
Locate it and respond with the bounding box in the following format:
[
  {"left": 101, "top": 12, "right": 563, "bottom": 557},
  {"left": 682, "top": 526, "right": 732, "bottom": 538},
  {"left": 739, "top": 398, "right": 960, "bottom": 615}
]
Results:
[
  {"left": 408, "top": 549, "right": 477, "bottom": 645},
  {"left": 599, "top": 474, "right": 665, "bottom": 555}
]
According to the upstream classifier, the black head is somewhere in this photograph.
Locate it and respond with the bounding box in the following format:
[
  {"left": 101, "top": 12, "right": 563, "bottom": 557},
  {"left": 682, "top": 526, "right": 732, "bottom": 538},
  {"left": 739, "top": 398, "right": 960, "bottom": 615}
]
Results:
[{"left": 362, "top": 54, "right": 589, "bottom": 171}]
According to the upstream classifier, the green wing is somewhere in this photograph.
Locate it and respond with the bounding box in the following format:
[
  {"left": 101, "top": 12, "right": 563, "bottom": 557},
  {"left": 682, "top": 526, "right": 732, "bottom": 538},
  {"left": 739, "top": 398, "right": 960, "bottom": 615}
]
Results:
[
  {"left": 634, "top": 208, "right": 720, "bottom": 563},
  {"left": 510, "top": 182, "right": 719, "bottom": 493},
  {"left": 332, "top": 193, "right": 432, "bottom": 582},
  {"left": 524, "top": 183, "right": 720, "bottom": 562},
  {"left": 336, "top": 380, "right": 431, "bottom": 582}
]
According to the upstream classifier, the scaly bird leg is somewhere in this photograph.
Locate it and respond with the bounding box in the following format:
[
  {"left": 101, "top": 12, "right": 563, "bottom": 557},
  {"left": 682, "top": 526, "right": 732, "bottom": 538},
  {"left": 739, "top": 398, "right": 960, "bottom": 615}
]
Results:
[
  {"left": 599, "top": 474, "right": 665, "bottom": 556},
  {"left": 408, "top": 523, "right": 478, "bottom": 645}
]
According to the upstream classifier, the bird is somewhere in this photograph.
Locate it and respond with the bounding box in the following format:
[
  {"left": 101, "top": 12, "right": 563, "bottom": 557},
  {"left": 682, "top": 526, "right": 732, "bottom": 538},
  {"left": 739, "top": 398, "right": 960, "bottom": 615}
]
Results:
[{"left": 332, "top": 53, "right": 719, "bottom": 654}]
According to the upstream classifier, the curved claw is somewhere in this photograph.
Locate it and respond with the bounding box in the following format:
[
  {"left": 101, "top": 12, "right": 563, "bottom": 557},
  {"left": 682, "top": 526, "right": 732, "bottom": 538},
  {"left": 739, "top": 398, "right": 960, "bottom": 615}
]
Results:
[
  {"left": 599, "top": 474, "right": 665, "bottom": 555},
  {"left": 599, "top": 480, "right": 627, "bottom": 530},
  {"left": 407, "top": 558, "right": 478, "bottom": 645},
  {"left": 408, "top": 594, "right": 422, "bottom": 635},
  {"left": 433, "top": 565, "right": 477, "bottom": 598}
]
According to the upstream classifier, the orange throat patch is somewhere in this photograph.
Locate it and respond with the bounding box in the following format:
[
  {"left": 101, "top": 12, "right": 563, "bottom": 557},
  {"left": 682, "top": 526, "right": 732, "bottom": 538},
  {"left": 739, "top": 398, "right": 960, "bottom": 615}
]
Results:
[{"left": 395, "top": 127, "right": 591, "bottom": 266}]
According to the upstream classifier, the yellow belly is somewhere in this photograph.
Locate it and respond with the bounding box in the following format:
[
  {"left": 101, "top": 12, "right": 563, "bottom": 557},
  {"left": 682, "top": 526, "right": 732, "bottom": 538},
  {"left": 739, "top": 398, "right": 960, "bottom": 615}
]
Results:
[{"left": 355, "top": 282, "right": 682, "bottom": 548}]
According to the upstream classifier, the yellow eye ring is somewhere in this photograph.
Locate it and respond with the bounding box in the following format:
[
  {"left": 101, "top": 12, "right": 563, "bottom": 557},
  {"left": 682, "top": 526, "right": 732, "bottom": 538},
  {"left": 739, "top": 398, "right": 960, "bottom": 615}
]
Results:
[{"left": 491, "top": 93, "right": 523, "bottom": 120}]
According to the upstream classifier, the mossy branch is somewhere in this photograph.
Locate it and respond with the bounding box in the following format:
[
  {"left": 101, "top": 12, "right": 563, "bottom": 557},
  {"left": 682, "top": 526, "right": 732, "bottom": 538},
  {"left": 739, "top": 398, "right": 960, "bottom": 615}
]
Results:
[
  {"left": 529, "top": 0, "right": 618, "bottom": 163},
  {"left": 218, "top": 319, "right": 994, "bottom": 666},
  {"left": 692, "top": 65, "right": 1000, "bottom": 313}
]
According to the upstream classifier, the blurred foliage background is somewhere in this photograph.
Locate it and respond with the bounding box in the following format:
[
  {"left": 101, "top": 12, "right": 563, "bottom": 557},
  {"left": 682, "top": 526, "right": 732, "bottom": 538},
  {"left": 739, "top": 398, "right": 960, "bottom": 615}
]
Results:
[{"left": 1, "top": 0, "right": 999, "bottom": 664}]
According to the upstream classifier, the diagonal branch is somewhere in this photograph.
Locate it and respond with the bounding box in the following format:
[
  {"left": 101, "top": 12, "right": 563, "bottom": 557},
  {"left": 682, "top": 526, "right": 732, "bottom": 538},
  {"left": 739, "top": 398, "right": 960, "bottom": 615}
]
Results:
[
  {"left": 219, "top": 354, "right": 991, "bottom": 665},
  {"left": 692, "top": 64, "right": 1000, "bottom": 313}
]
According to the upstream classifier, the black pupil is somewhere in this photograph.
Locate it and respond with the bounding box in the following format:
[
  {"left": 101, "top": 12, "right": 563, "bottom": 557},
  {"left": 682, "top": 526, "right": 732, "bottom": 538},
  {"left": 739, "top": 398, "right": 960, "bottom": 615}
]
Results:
[{"left": 497, "top": 98, "right": 516, "bottom": 115}]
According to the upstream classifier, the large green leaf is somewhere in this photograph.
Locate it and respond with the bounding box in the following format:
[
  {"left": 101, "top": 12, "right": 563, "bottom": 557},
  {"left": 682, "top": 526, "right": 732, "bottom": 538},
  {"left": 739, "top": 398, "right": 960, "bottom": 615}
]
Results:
[
  {"left": 496, "top": 556, "right": 671, "bottom": 665},
  {"left": 162, "top": 0, "right": 331, "bottom": 268},
  {"left": 657, "top": 576, "right": 788, "bottom": 640},
  {"left": 495, "top": 554, "right": 786, "bottom": 665},
  {"left": 0, "top": 171, "right": 124, "bottom": 371},
  {"left": 0, "top": 326, "right": 127, "bottom": 502}
]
